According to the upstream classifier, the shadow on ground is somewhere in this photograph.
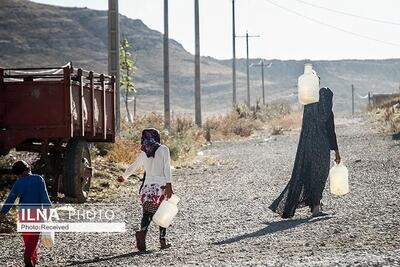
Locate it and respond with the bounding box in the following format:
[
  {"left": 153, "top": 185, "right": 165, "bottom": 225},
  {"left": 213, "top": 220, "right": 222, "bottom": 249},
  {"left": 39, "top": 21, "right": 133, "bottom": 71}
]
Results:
[
  {"left": 213, "top": 216, "right": 332, "bottom": 245},
  {"left": 392, "top": 132, "right": 400, "bottom": 140},
  {"left": 66, "top": 250, "right": 156, "bottom": 266}
]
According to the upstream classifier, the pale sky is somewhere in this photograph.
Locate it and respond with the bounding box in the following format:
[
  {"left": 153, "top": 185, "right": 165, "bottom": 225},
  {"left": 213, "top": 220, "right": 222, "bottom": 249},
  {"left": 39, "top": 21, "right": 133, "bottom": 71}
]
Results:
[{"left": 31, "top": 0, "right": 400, "bottom": 60}]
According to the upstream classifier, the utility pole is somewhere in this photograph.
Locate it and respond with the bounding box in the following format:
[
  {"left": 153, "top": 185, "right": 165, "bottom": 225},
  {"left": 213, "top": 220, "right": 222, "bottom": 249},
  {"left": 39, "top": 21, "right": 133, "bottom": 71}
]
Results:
[
  {"left": 232, "top": 0, "right": 237, "bottom": 106},
  {"left": 250, "top": 60, "right": 271, "bottom": 105},
  {"left": 261, "top": 60, "right": 265, "bottom": 105},
  {"left": 351, "top": 84, "right": 355, "bottom": 115},
  {"left": 108, "top": 0, "right": 120, "bottom": 132},
  {"left": 164, "top": 0, "right": 171, "bottom": 129},
  {"left": 246, "top": 31, "right": 250, "bottom": 107},
  {"left": 134, "top": 96, "right": 137, "bottom": 117},
  {"left": 236, "top": 31, "right": 260, "bottom": 107},
  {"left": 194, "top": 0, "right": 201, "bottom": 127},
  {"left": 368, "top": 92, "right": 372, "bottom": 108}
]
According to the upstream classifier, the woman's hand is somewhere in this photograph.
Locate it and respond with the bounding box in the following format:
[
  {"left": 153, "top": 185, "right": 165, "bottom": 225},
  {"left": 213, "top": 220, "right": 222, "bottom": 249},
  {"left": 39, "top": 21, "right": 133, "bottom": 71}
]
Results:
[
  {"left": 335, "top": 150, "right": 341, "bottom": 164},
  {"left": 165, "top": 183, "right": 173, "bottom": 199},
  {"left": 116, "top": 176, "right": 125, "bottom": 183}
]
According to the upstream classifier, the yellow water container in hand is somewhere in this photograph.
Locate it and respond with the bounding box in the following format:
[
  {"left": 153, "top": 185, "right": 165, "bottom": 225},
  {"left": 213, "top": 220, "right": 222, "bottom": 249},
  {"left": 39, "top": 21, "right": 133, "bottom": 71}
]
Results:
[
  {"left": 329, "top": 162, "right": 349, "bottom": 196},
  {"left": 298, "top": 63, "right": 320, "bottom": 105},
  {"left": 153, "top": 195, "right": 180, "bottom": 228}
]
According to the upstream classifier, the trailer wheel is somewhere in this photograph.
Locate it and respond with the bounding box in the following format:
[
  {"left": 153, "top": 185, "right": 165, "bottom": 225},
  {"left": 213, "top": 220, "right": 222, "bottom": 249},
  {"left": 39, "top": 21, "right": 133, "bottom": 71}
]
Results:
[{"left": 63, "top": 138, "right": 92, "bottom": 203}]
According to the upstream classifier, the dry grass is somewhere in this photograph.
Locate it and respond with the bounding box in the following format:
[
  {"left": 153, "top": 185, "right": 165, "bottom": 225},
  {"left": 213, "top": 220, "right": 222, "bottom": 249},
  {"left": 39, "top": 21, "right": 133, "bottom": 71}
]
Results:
[
  {"left": 106, "top": 139, "right": 141, "bottom": 164},
  {"left": 269, "top": 112, "right": 302, "bottom": 132},
  {"left": 384, "top": 106, "right": 400, "bottom": 132},
  {"left": 204, "top": 112, "right": 262, "bottom": 140},
  {"left": 204, "top": 102, "right": 301, "bottom": 140},
  {"left": 369, "top": 104, "right": 400, "bottom": 133}
]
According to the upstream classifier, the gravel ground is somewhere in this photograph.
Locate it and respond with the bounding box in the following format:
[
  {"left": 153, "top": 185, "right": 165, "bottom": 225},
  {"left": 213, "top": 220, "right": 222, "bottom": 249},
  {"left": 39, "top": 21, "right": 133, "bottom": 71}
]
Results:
[{"left": 1, "top": 116, "right": 399, "bottom": 266}]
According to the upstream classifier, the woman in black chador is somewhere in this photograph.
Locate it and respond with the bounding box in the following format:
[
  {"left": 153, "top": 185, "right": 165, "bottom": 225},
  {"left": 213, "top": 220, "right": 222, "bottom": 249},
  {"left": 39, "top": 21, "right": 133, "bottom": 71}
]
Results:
[{"left": 269, "top": 87, "right": 341, "bottom": 218}]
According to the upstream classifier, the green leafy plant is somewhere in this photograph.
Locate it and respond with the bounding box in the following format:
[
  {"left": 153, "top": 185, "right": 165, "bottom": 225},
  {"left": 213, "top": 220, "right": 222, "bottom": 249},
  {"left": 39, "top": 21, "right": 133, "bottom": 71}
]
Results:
[{"left": 120, "top": 38, "right": 137, "bottom": 123}]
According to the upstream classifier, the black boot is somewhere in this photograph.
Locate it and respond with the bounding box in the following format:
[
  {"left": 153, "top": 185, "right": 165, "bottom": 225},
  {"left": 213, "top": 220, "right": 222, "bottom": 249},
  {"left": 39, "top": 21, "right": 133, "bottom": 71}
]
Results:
[
  {"left": 311, "top": 204, "right": 329, "bottom": 217},
  {"left": 24, "top": 257, "right": 34, "bottom": 267},
  {"left": 160, "top": 238, "right": 171, "bottom": 250},
  {"left": 135, "top": 230, "right": 146, "bottom": 252}
]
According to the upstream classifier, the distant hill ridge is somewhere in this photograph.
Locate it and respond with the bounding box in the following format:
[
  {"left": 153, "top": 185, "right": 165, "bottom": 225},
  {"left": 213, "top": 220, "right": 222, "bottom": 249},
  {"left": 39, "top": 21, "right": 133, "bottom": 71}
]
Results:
[{"left": 1, "top": 0, "right": 400, "bottom": 114}]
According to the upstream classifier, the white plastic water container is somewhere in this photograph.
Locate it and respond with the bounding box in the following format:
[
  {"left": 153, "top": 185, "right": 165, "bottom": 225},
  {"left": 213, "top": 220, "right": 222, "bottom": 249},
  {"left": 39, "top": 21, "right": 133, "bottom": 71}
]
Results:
[
  {"left": 298, "top": 63, "right": 320, "bottom": 105},
  {"left": 152, "top": 195, "right": 180, "bottom": 228},
  {"left": 329, "top": 162, "right": 349, "bottom": 196}
]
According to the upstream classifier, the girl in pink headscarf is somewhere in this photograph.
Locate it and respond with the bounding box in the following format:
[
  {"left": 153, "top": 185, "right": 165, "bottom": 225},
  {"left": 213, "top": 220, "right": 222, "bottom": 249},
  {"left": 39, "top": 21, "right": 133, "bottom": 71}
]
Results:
[{"left": 117, "top": 128, "right": 173, "bottom": 252}]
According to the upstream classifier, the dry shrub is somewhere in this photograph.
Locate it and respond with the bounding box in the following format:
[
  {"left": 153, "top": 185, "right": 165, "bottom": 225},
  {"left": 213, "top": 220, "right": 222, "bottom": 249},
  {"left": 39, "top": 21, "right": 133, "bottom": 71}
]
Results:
[
  {"left": 234, "top": 104, "right": 253, "bottom": 119},
  {"left": 269, "top": 112, "right": 302, "bottom": 132},
  {"left": 106, "top": 139, "right": 141, "bottom": 164},
  {"left": 383, "top": 106, "right": 400, "bottom": 132},
  {"left": 204, "top": 101, "right": 298, "bottom": 140},
  {"left": 174, "top": 115, "right": 195, "bottom": 134},
  {"left": 204, "top": 111, "right": 261, "bottom": 140},
  {"left": 166, "top": 115, "right": 204, "bottom": 164},
  {"left": 252, "top": 101, "right": 292, "bottom": 122},
  {"left": 227, "top": 115, "right": 261, "bottom": 137},
  {"left": 120, "top": 112, "right": 164, "bottom": 141},
  {"left": 370, "top": 104, "right": 400, "bottom": 133},
  {"left": 233, "top": 101, "right": 291, "bottom": 121},
  {"left": 271, "top": 127, "right": 283, "bottom": 135},
  {"left": 383, "top": 107, "right": 394, "bottom": 122}
]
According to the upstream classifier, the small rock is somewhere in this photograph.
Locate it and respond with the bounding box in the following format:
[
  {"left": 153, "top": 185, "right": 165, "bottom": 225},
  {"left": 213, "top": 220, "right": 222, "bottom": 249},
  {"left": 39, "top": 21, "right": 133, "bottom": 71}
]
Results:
[{"left": 333, "top": 228, "right": 341, "bottom": 234}]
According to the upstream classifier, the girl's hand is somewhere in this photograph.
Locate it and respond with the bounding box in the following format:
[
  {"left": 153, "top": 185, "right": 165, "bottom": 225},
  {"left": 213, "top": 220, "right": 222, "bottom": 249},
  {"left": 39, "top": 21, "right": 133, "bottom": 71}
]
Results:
[
  {"left": 116, "top": 176, "right": 125, "bottom": 183},
  {"left": 165, "top": 183, "right": 173, "bottom": 199},
  {"left": 335, "top": 150, "right": 341, "bottom": 164}
]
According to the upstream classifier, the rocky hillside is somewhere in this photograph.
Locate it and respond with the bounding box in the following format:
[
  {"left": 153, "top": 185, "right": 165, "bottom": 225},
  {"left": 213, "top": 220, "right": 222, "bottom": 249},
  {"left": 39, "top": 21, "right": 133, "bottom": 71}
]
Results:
[
  {"left": 226, "top": 58, "right": 400, "bottom": 113},
  {"left": 1, "top": 0, "right": 400, "bottom": 115}
]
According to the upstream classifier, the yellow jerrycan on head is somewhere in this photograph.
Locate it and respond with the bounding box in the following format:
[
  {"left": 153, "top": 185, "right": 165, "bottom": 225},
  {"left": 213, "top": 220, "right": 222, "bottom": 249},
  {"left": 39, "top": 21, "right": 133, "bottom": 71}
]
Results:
[
  {"left": 298, "top": 63, "right": 320, "bottom": 105},
  {"left": 152, "top": 194, "right": 180, "bottom": 228},
  {"left": 329, "top": 162, "right": 350, "bottom": 196}
]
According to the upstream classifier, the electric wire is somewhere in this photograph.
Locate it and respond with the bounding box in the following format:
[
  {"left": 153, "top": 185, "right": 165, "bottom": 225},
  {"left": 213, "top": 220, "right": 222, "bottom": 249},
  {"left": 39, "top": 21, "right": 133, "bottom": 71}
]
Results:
[
  {"left": 264, "top": 0, "right": 400, "bottom": 47},
  {"left": 294, "top": 0, "right": 400, "bottom": 26}
]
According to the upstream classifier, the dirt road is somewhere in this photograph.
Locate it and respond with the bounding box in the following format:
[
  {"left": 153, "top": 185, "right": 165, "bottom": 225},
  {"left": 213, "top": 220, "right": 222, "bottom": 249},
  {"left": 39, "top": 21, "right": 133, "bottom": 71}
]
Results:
[{"left": 1, "top": 116, "right": 399, "bottom": 266}]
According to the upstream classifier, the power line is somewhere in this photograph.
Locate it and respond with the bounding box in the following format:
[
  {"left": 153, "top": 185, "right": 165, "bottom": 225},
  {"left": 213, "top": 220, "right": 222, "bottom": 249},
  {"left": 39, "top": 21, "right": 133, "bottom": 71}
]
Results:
[
  {"left": 264, "top": 0, "right": 400, "bottom": 48},
  {"left": 294, "top": 0, "right": 400, "bottom": 26}
]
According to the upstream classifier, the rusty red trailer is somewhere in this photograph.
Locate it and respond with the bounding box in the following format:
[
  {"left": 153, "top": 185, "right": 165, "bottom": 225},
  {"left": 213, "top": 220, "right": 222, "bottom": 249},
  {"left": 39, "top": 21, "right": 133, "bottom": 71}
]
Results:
[{"left": 0, "top": 64, "right": 116, "bottom": 202}]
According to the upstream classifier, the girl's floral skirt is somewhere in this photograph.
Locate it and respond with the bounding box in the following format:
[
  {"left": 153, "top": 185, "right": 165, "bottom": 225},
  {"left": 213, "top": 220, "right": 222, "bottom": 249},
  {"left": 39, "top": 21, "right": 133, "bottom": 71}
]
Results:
[{"left": 140, "top": 183, "right": 166, "bottom": 213}]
